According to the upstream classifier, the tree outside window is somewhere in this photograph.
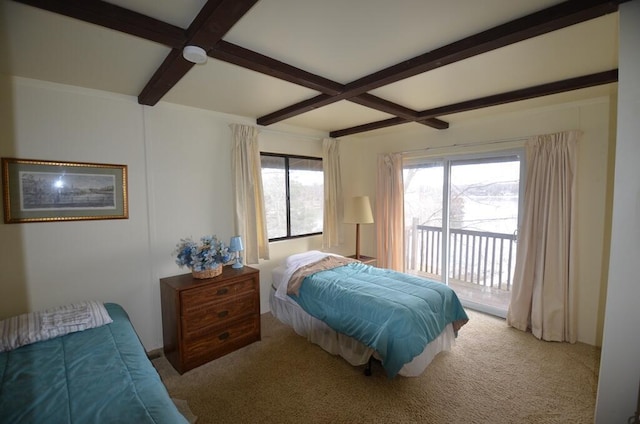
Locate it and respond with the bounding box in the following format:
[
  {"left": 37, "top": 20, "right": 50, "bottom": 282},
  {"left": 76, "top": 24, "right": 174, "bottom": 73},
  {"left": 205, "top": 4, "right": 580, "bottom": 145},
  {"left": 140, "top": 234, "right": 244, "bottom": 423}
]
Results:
[{"left": 260, "top": 153, "right": 323, "bottom": 241}]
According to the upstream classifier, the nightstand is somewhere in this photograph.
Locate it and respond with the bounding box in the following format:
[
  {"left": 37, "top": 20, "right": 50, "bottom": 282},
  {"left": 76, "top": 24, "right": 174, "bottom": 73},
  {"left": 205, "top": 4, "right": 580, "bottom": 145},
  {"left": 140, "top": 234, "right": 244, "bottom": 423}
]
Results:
[
  {"left": 160, "top": 265, "right": 260, "bottom": 374},
  {"left": 348, "top": 254, "right": 377, "bottom": 266}
]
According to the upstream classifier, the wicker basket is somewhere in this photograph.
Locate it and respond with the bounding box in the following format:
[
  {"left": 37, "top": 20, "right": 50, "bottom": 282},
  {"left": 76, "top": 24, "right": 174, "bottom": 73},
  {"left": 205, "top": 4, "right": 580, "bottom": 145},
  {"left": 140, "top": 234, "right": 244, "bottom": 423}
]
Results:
[{"left": 191, "top": 264, "right": 222, "bottom": 279}]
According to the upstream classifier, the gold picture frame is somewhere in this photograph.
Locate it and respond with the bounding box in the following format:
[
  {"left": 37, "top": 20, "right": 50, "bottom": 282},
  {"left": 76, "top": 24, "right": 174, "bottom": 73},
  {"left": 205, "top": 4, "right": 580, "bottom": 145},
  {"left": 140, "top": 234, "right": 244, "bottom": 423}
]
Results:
[{"left": 2, "top": 158, "right": 128, "bottom": 223}]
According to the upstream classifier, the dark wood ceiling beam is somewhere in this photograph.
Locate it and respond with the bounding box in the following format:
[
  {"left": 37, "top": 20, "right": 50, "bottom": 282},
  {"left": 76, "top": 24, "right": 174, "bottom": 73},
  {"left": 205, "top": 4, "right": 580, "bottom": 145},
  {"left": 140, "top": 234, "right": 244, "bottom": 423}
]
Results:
[
  {"left": 214, "top": 42, "right": 450, "bottom": 129},
  {"left": 330, "top": 119, "right": 409, "bottom": 138},
  {"left": 348, "top": 93, "right": 417, "bottom": 120},
  {"left": 257, "top": 93, "right": 336, "bottom": 125},
  {"left": 138, "top": 0, "right": 258, "bottom": 106},
  {"left": 415, "top": 117, "right": 450, "bottom": 130},
  {"left": 259, "top": 0, "right": 623, "bottom": 126},
  {"left": 255, "top": 91, "right": 450, "bottom": 130},
  {"left": 210, "top": 41, "right": 343, "bottom": 95},
  {"left": 15, "top": 0, "right": 443, "bottom": 127},
  {"left": 137, "top": 49, "right": 194, "bottom": 106},
  {"left": 186, "top": 0, "right": 255, "bottom": 50},
  {"left": 330, "top": 70, "right": 618, "bottom": 138},
  {"left": 346, "top": 0, "right": 622, "bottom": 94},
  {"left": 12, "top": 0, "right": 187, "bottom": 48},
  {"left": 349, "top": 93, "right": 449, "bottom": 129},
  {"left": 331, "top": 117, "right": 412, "bottom": 138},
  {"left": 13, "top": 0, "right": 626, "bottom": 135},
  {"left": 416, "top": 69, "right": 618, "bottom": 121}
]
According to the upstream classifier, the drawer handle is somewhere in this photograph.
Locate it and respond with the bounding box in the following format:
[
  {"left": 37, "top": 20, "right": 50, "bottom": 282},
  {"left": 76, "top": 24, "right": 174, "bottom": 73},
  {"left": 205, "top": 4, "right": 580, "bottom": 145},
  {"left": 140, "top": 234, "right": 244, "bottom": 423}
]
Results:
[
  {"left": 217, "top": 288, "right": 229, "bottom": 295},
  {"left": 217, "top": 310, "right": 229, "bottom": 318},
  {"left": 218, "top": 332, "right": 230, "bottom": 340}
]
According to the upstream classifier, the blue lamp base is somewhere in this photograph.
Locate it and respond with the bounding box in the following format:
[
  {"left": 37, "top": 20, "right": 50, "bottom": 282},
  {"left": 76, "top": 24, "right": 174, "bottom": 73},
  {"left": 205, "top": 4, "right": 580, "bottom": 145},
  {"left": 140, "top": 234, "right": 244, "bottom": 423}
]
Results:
[{"left": 229, "top": 236, "right": 244, "bottom": 269}]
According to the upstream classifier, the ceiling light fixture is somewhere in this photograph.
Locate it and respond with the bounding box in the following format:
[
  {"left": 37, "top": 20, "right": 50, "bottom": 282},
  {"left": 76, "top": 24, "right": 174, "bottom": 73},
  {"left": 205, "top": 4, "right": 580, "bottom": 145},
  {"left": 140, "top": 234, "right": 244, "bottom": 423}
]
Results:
[{"left": 182, "top": 45, "right": 207, "bottom": 64}]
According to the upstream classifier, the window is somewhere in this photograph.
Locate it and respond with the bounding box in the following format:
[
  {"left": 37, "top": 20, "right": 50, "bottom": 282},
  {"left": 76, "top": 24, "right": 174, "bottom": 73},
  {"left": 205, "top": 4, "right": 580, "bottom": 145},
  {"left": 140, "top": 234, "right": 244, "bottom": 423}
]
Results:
[
  {"left": 403, "top": 151, "right": 524, "bottom": 317},
  {"left": 260, "top": 153, "right": 323, "bottom": 241}
]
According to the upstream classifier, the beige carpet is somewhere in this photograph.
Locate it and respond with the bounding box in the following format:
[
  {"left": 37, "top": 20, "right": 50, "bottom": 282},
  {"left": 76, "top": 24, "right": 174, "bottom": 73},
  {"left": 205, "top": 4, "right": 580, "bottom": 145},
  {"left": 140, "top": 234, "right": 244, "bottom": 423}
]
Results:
[{"left": 153, "top": 310, "right": 600, "bottom": 424}]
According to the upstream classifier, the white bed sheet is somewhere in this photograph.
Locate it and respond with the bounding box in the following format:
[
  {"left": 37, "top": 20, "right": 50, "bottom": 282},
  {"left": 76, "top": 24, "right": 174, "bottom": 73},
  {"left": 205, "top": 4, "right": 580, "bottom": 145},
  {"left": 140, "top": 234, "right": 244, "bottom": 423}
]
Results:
[{"left": 270, "top": 262, "right": 456, "bottom": 377}]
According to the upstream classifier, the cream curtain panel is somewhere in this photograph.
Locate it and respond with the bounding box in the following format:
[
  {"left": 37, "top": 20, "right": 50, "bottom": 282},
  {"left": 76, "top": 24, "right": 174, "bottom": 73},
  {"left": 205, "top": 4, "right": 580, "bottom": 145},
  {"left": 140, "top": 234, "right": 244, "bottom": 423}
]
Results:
[
  {"left": 322, "top": 138, "right": 343, "bottom": 249},
  {"left": 376, "top": 153, "right": 404, "bottom": 271},
  {"left": 230, "top": 124, "right": 270, "bottom": 264},
  {"left": 507, "top": 130, "right": 580, "bottom": 342}
]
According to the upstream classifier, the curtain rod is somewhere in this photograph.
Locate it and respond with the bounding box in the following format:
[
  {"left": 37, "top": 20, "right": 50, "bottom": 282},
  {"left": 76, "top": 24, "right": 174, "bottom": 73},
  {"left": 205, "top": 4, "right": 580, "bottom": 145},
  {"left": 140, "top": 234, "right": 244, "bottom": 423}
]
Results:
[{"left": 398, "top": 135, "right": 530, "bottom": 155}]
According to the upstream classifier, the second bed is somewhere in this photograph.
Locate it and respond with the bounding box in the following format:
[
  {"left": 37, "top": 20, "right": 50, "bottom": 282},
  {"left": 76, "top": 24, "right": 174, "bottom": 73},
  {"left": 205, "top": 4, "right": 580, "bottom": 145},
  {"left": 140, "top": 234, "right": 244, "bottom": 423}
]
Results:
[{"left": 269, "top": 251, "right": 468, "bottom": 377}]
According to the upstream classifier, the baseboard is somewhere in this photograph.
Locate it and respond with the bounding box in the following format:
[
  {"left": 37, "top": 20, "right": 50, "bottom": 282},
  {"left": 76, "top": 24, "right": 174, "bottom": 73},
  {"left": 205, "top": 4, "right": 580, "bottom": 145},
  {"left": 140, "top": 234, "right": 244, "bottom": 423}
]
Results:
[{"left": 147, "top": 348, "right": 164, "bottom": 360}]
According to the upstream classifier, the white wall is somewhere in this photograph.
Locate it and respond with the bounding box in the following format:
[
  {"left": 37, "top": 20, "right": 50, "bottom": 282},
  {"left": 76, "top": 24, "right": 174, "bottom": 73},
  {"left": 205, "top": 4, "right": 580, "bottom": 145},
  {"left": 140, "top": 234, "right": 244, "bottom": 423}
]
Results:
[
  {"left": 339, "top": 97, "right": 614, "bottom": 346},
  {"left": 0, "top": 76, "right": 329, "bottom": 349},
  {"left": 0, "top": 71, "right": 616, "bottom": 354},
  {"left": 595, "top": 1, "right": 640, "bottom": 421},
  {"left": 0, "top": 78, "right": 159, "bottom": 343},
  {"left": 143, "top": 103, "right": 330, "bottom": 344}
]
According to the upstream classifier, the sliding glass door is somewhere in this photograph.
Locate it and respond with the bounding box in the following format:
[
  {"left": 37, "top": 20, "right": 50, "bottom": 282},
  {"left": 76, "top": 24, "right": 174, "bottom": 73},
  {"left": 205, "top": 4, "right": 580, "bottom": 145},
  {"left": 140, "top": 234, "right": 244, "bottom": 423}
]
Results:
[
  {"left": 403, "top": 152, "right": 523, "bottom": 317},
  {"left": 404, "top": 160, "right": 445, "bottom": 281}
]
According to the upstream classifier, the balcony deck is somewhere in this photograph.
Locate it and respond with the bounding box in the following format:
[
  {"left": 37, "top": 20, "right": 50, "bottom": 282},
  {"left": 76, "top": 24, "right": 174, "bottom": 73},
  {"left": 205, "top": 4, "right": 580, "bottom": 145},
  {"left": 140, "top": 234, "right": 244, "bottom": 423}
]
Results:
[
  {"left": 406, "top": 223, "right": 516, "bottom": 316},
  {"left": 449, "top": 278, "right": 511, "bottom": 313},
  {"left": 409, "top": 270, "right": 511, "bottom": 315}
]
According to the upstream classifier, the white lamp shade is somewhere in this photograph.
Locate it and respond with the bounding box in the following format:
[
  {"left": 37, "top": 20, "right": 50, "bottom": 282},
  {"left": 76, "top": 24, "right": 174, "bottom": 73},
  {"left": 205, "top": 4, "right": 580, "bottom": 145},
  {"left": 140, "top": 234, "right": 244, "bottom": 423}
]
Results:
[
  {"left": 344, "top": 196, "right": 374, "bottom": 224},
  {"left": 229, "top": 236, "right": 244, "bottom": 252}
]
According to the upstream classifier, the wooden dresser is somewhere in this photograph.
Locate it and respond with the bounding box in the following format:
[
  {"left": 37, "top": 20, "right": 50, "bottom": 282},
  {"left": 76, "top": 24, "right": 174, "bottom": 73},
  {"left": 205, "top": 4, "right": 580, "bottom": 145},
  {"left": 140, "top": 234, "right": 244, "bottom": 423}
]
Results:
[{"left": 160, "top": 265, "right": 260, "bottom": 374}]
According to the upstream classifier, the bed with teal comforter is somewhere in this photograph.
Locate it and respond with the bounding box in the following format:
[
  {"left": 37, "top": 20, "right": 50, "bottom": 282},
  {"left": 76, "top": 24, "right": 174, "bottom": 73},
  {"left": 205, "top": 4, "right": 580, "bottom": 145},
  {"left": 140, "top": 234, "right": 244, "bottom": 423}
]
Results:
[
  {"left": 0, "top": 303, "right": 188, "bottom": 423},
  {"left": 289, "top": 261, "right": 469, "bottom": 378}
]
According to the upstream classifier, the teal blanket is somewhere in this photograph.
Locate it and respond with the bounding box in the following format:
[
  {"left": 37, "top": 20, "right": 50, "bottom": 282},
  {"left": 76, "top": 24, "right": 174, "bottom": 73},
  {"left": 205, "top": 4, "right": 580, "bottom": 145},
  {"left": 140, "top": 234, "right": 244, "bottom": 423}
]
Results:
[
  {"left": 0, "top": 303, "right": 188, "bottom": 423},
  {"left": 290, "top": 263, "right": 468, "bottom": 377}
]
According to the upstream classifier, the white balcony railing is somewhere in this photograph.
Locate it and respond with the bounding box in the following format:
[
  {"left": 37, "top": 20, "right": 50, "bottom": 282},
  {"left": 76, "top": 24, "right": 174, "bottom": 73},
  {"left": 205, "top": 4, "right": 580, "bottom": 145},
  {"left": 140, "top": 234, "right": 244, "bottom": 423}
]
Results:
[{"left": 405, "top": 221, "right": 517, "bottom": 291}]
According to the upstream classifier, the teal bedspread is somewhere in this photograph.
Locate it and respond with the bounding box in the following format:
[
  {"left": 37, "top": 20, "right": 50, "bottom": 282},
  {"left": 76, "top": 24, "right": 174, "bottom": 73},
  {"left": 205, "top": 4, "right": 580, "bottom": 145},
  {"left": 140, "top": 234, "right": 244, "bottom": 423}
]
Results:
[
  {"left": 290, "top": 263, "right": 468, "bottom": 377},
  {"left": 0, "top": 303, "right": 188, "bottom": 424}
]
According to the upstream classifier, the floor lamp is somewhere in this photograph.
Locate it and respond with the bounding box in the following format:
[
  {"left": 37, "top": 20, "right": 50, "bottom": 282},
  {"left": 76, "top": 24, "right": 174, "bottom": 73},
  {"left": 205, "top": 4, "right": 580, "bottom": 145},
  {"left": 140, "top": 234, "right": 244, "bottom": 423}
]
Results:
[{"left": 344, "top": 196, "right": 374, "bottom": 259}]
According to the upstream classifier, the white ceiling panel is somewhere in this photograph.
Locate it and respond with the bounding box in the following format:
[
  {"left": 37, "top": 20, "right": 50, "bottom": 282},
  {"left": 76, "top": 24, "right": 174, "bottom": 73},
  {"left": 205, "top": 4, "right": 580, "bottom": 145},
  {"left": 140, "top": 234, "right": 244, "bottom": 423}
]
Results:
[
  {"left": 282, "top": 100, "right": 395, "bottom": 133},
  {"left": 0, "top": 0, "right": 621, "bottom": 137},
  {"left": 370, "top": 14, "right": 619, "bottom": 111},
  {"left": 223, "top": 0, "right": 565, "bottom": 83},
  {"left": 2, "top": 2, "right": 170, "bottom": 96},
  {"left": 162, "top": 59, "right": 319, "bottom": 118}
]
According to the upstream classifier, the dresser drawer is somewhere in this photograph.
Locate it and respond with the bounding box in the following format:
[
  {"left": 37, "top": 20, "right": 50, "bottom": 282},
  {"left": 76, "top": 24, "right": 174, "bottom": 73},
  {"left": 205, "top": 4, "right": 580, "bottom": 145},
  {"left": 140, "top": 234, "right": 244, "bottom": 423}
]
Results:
[
  {"left": 161, "top": 266, "right": 261, "bottom": 374},
  {"left": 182, "top": 293, "right": 258, "bottom": 339},
  {"left": 183, "top": 316, "right": 260, "bottom": 365},
  {"left": 181, "top": 278, "right": 256, "bottom": 314}
]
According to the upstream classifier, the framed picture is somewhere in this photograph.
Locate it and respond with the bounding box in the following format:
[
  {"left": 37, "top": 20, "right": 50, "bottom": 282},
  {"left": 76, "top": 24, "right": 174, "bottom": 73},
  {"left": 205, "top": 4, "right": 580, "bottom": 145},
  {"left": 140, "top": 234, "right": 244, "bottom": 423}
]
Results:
[{"left": 2, "top": 158, "right": 128, "bottom": 223}]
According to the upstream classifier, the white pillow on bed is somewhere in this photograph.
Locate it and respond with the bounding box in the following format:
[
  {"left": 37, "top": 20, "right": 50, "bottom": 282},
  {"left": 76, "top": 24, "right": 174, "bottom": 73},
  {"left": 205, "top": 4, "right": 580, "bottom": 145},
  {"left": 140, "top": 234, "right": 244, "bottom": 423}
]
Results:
[
  {"left": 276, "top": 251, "right": 344, "bottom": 301},
  {"left": 0, "top": 301, "right": 113, "bottom": 353},
  {"left": 285, "top": 250, "right": 328, "bottom": 268}
]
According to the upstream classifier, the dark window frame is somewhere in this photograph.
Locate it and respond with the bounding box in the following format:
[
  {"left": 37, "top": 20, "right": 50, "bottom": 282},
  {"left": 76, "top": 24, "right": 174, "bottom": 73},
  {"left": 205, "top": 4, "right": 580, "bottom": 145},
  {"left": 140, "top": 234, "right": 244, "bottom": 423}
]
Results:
[{"left": 260, "top": 152, "right": 323, "bottom": 242}]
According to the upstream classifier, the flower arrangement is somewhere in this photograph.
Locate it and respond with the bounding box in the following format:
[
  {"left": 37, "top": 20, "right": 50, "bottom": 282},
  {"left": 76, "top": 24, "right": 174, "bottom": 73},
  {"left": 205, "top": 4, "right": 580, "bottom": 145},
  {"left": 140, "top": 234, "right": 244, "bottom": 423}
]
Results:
[{"left": 173, "top": 235, "right": 231, "bottom": 273}]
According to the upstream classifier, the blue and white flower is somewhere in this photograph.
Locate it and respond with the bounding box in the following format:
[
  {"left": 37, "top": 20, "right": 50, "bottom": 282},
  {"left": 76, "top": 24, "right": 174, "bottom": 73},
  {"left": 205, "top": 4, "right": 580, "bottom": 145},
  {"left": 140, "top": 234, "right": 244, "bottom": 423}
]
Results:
[{"left": 174, "top": 235, "right": 230, "bottom": 271}]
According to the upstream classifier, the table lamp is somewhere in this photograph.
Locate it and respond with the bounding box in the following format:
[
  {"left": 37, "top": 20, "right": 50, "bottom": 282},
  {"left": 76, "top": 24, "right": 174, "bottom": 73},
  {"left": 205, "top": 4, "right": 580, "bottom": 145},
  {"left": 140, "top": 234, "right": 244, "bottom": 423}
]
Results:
[
  {"left": 229, "top": 236, "right": 244, "bottom": 269},
  {"left": 344, "top": 196, "right": 374, "bottom": 259}
]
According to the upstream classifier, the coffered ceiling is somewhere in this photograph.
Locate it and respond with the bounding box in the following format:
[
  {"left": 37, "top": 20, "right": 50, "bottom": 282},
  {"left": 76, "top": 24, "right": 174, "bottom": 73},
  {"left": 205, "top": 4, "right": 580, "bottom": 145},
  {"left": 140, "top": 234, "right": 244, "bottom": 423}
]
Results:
[{"left": 0, "top": 0, "right": 622, "bottom": 137}]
